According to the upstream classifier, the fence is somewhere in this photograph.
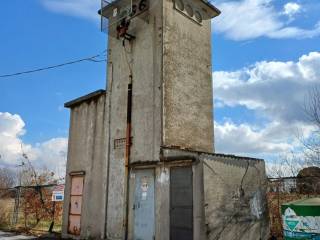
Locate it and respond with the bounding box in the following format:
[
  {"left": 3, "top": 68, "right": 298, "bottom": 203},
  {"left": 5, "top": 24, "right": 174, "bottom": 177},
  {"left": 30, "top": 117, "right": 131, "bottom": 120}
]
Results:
[
  {"left": 2, "top": 177, "right": 319, "bottom": 238},
  {"left": 0, "top": 184, "right": 64, "bottom": 234},
  {"left": 267, "top": 176, "right": 320, "bottom": 239}
]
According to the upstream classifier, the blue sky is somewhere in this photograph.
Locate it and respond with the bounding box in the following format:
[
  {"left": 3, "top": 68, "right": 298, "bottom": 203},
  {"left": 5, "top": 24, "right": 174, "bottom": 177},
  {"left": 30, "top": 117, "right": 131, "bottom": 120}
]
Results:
[
  {"left": 0, "top": 0, "right": 319, "bottom": 176},
  {"left": 1, "top": 1, "right": 106, "bottom": 142}
]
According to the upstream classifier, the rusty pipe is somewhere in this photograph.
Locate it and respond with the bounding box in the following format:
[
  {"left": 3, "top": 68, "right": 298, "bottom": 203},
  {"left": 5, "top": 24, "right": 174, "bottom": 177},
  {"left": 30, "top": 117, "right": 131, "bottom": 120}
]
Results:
[{"left": 124, "top": 77, "right": 132, "bottom": 240}]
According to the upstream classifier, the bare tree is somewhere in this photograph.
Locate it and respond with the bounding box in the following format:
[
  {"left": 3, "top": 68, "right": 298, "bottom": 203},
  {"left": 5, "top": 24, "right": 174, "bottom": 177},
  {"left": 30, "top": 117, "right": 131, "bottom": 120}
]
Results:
[
  {"left": 305, "top": 86, "right": 320, "bottom": 128},
  {"left": 17, "top": 151, "right": 59, "bottom": 231},
  {"left": 0, "top": 168, "right": 15, "bottom": 189},
  {"left": 303, "top": 86, "right": 320, "bottom": 166},
  {"left": 267, "top": 152, "right": 304, "bottom": 178}
]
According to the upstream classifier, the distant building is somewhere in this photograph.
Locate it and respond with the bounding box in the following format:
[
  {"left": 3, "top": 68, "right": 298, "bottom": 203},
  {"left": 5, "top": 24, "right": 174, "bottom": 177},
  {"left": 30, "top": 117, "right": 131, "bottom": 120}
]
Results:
[
  {"left": 62, "top": 0, "right": 269, "bottom": 239},
  {"left": 268, "top": 177, "right": 297, "bottom": 193},
  {"left": 268, "top": 167, "right": 320, "bottom": 194}
]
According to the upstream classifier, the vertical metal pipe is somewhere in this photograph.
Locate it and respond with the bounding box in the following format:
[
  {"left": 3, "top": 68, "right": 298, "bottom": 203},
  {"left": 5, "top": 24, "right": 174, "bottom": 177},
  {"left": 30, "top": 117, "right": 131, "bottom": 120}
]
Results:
[
  {"left": 125, "top": 81, "right": 132, "bottom": 169},
  {"left": 104, "top": 61, "right": 113, "bottom": 237},
  {"left": 125, "top": 75, "right": 133, "bottom": 240}
]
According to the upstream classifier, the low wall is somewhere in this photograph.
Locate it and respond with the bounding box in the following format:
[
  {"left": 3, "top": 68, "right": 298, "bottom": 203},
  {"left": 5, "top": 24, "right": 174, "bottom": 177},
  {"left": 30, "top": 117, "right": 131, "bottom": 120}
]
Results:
[{"left": 201, "top": 154, "right": 269, "bottom": 240}]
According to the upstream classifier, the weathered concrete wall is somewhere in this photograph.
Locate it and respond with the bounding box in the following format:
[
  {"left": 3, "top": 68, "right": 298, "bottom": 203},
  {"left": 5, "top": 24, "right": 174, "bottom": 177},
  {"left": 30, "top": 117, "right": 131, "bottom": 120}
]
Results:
[
  {"left": 130, "top": 6, "right": 163, "bottom": 163},
  {"left": 201, "top": 154, "right": 269, "bottom": 240},
  {"left": 105, "top": 1, "right": 164, "bottom": 238},
  {"left": 62, "top": 93, "right": 108, "bottom": 239},
  {"left": 162, "top": 0, "right": 214, "bottom": 153},
  {"left": 106, "top": 0, "right": 163, "bottom": 165},
  {"left": 105, "top": 34, "right": 127, "bottom": 238}
]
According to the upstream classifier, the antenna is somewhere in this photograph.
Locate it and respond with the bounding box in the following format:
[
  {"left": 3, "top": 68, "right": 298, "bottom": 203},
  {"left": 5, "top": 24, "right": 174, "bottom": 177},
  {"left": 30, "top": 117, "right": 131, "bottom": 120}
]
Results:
[{"left": 99, "top": 0, "right": 150, "bottom": 38}]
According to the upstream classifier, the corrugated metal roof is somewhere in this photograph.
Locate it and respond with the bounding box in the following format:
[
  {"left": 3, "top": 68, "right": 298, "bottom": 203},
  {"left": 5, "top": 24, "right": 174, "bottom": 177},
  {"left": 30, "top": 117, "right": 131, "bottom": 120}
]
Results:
[{"left": 64, "top": 89, "right": 106, "bottom": 108}]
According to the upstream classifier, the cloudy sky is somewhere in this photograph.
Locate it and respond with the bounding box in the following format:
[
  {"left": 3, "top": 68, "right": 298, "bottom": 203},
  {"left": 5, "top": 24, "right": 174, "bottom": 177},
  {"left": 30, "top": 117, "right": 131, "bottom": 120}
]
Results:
[{"left": 0, "top": 0, "right": 319, "bottom": 176}]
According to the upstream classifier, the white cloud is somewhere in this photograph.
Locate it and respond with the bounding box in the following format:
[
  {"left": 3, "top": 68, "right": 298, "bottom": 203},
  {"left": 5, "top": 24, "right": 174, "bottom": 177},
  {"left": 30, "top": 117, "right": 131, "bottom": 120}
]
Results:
[
  {"left": 269, "top": 23, "right": 320, "bottom": 39},
  {"left": 215, "top": 121, "right": 293, "bottom": 155},
  {"left": 214, "top": 51, "right": 320, "bottom": 123},
  {"left": 213, "top": 0, "right": 320, "bottom": 40},
  {"left": 214, "top": 119, "right": 314, "bottom": 177},
  {"left": 283, "top": 2, "right": 301, "bottom": 18},
  {"left": 214, "top": 119, "right": 313, "bottom": 176},
  {"left": 41, "top": 0, "right": 101, "bottom": 21},
  {"left": 0, "top": 112, "right": 67, "bottom": 178},
  {"left": 214, "top": 52, "right": 320, "bottom": 166},
  {"left": 33, "top": 138, "right": 68, "bottom": 178},
  {"left": 0, "top": 113, "right": 31, "bottom": 164},
  {"left": 215, "top": 120, "right": 314, "bottom": 155}
]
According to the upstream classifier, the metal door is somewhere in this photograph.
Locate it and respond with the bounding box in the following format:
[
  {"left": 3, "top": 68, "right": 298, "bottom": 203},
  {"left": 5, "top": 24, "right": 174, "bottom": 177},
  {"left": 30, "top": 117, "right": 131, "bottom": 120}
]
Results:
[
  {"left": 68, "top": 175, "right": 84, "bottom": 235},
  {"left": 170, "top": 167, "right": 193, "bottom": 240},
  {"left": 133, "top": 169, "right": 155, "bottom": 240}
]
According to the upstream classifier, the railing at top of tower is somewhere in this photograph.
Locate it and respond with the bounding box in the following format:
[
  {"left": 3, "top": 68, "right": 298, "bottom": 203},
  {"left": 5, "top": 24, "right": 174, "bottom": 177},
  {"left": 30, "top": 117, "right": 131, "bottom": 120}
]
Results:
[
  {"left": 100, "top": 0, "right": 151, "bottom": 34},
  {"left": 99, "top": 0, "right": 220, "bottom": 34},
  {"left": 100, "top": 0, "right": 130, "bottom": 33}
]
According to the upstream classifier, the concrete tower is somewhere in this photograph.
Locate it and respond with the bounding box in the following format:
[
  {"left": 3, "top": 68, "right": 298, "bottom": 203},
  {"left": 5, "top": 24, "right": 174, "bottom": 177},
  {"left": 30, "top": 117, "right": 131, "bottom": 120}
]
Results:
[
  {"left": 102, "top": 0, "right": 219, "bottom": 238},
  {"left": 62, "top": 0, "right": 269, "bottom": 239},
  {"left": 104, "top": 0, "right": 220, "bottom": 164}
]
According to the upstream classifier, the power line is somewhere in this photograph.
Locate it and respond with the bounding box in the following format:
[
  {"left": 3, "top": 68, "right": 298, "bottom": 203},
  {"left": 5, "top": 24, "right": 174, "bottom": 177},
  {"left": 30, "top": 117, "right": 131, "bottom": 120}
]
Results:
[{"left": 0, "top": 50, "right": 107, "bottom": 78}]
